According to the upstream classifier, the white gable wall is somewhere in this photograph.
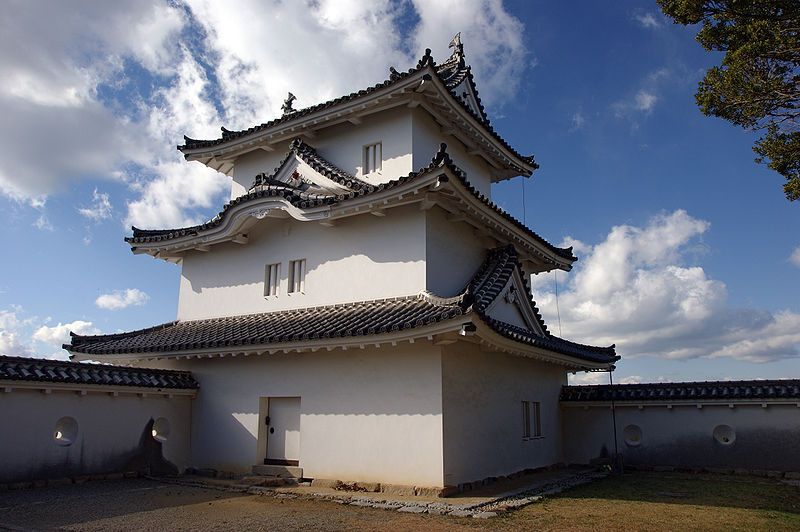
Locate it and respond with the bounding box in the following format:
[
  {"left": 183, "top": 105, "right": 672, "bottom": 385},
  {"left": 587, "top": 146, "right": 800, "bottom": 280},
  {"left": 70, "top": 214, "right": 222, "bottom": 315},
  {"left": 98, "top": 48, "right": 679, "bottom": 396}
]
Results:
[{"left": 177, "top": 204, "right": 426, "bottom": 320}]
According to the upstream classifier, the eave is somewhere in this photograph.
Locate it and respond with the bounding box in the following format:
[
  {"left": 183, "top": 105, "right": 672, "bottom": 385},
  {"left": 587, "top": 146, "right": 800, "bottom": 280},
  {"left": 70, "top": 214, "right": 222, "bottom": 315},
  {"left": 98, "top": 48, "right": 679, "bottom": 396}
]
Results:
[{"left": 67, "top": 314, "right": 612, "bottom": 371}]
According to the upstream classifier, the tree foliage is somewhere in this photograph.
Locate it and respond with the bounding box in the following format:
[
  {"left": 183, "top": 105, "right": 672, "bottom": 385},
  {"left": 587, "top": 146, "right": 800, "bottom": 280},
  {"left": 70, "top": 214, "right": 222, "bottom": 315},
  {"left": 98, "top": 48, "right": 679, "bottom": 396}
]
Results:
[{"left": 657, "top": 0, "right": 800, "bottom": 201}]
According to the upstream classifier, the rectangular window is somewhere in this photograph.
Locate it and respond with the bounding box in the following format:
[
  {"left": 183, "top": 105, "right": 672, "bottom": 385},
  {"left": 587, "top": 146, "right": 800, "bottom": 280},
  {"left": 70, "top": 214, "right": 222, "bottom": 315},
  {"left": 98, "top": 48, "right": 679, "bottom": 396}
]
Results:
[
  {"left": 522, "top": 400, "right": 542, "bottom": 439},
  {"left": 288, "top": 259, "right": 306, "bottom": 294},
  {"left": 264, "top": 263, "right": 280, "bottom": 297},
  {"left": 363, "top": 142, "right": 382, "bottom": 174}
]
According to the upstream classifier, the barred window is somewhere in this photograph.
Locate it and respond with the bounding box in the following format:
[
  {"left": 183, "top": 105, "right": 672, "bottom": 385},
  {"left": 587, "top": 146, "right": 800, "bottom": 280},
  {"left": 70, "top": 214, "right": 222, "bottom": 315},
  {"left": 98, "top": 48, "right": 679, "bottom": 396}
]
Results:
[
  {"left": 289, "top": 259, "right": 306, "bottom": 294},
  {"left": 264, "top": 263, "right": 280, "bottom": 297}
]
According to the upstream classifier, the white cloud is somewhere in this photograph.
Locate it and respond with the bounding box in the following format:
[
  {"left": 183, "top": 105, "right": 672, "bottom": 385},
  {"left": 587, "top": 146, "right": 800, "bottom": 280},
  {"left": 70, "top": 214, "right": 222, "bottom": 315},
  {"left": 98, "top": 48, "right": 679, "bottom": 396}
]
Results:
[
  {"left": 78, "top": 188, "right": 113, "bottom": 221},
  {"left": 0, "top": 1, "right": 181, "bottom": 203},
  {"left": 33, "top": 214, "right": 53, "bottom": 231},
  {"left": 569, "top": 111, "right": 585, "bottom": 132},
  {"left": 634, "top": 90, "right": 658, "bottom": 112},
  {"left": 0, "top": 307, "right": 34, "bottom": 357},
  {"left": 568, "top": 372, "right": 610, "bottom": 385},
  {"left": 531, "top": 210, "right": 800, "bottom": 363},
  {"left": 33, "top": 320, "right": 98, "bottom": 347},
  {"left": 0, "top": 331, "right": 34, "bottom": 358},
  {"left": 790, "top": 246, "right": 800, "bottom": 267},
  {"left": 634, "top": 12, "right": 661, "bottom": 29},
  {"left": 95, "top": 288, "right": 150, "bottom": 310}
]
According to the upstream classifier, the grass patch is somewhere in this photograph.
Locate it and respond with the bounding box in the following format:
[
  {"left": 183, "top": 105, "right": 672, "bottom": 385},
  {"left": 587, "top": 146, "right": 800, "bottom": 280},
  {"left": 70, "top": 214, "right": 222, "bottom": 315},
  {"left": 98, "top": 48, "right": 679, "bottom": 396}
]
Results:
[{"left": 489, "top": 471, "right": 800, "bottom": 531}]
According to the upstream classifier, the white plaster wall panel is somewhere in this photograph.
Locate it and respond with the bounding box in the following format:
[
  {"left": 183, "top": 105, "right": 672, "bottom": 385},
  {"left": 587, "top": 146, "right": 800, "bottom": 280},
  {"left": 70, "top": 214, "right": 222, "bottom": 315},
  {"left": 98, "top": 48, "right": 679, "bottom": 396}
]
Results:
[
  {"left": 319, "top": 107, "right": 413, "bottom": 184},
  {"left": 149, "top": 344, "right": 445, "bottom": 486},
  {"left": 177, "top": 204, "right": 426, "bottom": 320},
  {"left": 561, "top": 403, "right": 800, "bottom": 472},
  {"left": 411, "top": 108, "right": 493, "bottom": 197},
  {"left": 425, "top": 207, "right": 487, "bottom": 298},
  {"left": 0, "top": 389, "right": 191, "bottom": 483},
  {"left": 440, "top": 342, "right": 567, "bottom": 486}
]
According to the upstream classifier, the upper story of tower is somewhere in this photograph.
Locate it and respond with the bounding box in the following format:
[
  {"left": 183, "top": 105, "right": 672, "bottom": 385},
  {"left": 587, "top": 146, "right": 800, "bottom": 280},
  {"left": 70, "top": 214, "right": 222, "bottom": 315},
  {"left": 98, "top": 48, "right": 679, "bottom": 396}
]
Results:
[{"left": 177, "top": 34, "right": 538, "bottom": 203}]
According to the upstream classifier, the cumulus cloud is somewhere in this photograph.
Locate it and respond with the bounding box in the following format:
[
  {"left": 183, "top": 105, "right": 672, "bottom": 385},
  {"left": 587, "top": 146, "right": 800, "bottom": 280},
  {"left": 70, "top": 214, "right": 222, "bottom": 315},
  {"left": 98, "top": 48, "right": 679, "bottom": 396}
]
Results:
[
  {"left": 33, "top": 320, "right": 98, "bottom": 347},
  {"left": 78, "top": 189, "right": 113, "bottom": 221},
  {"left": 95, "top": 288, "right": 150, "bottom": 310},
  {"left": 790, "top": 246, "right": 800, "bottom": 268},
  {"left": 531, "top": 210, "right": 800, "bottom": 363},
  {"left": 0, "top": 307, "right": 34, "bottom": 357}
]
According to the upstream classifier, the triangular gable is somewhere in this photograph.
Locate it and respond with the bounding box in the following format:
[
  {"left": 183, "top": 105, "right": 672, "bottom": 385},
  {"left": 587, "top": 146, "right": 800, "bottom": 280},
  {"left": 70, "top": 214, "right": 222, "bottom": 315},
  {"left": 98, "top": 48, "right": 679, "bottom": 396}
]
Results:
[
  {"left": 450, "top": 76, "right": 486, "bottom": 122},
  {"left": 484, "top": 266, "right": 547, "bottom": 336},
  {"left": 268, "top": 153, "right": 353, "bottom": 195}
]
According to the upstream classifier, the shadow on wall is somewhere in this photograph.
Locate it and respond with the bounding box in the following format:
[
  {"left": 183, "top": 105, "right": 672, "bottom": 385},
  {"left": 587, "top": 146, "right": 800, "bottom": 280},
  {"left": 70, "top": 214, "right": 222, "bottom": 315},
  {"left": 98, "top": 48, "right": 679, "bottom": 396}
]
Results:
[{"left": 4, "top": 418, "right": 178, "bottom": 484}]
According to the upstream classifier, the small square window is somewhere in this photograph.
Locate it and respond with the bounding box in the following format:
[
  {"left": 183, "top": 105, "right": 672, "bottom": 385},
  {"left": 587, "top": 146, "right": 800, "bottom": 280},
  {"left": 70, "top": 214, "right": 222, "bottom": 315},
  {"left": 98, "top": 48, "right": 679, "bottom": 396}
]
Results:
[
  {"left": 522, "top": 400, "right": 542, "bottom": 439},
  {"left": 288, "top": 259, "right": 306, "bottom": 294},
  {"left": 363, "top": 142, "right": 382, "bottom": 174},
  {"left": 264, "top": 263, "right": 280, "bottom": 297}
]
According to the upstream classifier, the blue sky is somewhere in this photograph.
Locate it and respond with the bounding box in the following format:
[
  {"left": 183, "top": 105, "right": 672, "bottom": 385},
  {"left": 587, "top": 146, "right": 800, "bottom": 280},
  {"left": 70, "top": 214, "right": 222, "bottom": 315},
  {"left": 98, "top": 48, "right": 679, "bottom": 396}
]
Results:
[{"left": 0, "top": 0, "right": 797, "bottom": 384}]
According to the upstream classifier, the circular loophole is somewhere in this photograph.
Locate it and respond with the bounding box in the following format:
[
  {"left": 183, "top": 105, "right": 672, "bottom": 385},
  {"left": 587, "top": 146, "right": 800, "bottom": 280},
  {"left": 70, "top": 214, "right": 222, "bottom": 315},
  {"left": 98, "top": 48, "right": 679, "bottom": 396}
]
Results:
[
  {"left": 152, "top": 417, "right": 170, "bottom": 443},
  {"left": 713, "top": 424, "right": 736, "bottom": 445},
  {"left": 623, "top": 424, "right": 643, "bottom": 447},
  {"left": 54, "top": 416, "right": 78, "bottom": 446}
]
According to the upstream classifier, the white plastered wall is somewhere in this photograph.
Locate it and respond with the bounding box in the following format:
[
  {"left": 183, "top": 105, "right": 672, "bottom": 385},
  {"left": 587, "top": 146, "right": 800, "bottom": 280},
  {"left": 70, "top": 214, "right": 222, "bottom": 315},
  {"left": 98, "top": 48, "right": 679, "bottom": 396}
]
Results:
[
  {"left": 562, "top": 402, "right": 800, "bottom": 472},
  {"left": 0, "top": 388, "right": 191, "bottom": 483},
  {"left": 441, "top": 341, "right": 567, "bottom": 487},
  {"left": 177, "top": 204, "right": 426, "bottom": 320},
  {"left": 149, "top": 343, "right": 445, "bottom": 487},
  {"left": 425, "top": 206, "right": 487, "bottom": 298}
]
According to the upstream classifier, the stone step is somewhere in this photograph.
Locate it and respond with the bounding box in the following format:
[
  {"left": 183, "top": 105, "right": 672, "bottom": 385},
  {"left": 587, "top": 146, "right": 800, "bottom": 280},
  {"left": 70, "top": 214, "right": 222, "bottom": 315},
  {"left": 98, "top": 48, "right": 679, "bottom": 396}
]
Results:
[{"left": 252, "top": 464, "right": 303, "bottom": 479}]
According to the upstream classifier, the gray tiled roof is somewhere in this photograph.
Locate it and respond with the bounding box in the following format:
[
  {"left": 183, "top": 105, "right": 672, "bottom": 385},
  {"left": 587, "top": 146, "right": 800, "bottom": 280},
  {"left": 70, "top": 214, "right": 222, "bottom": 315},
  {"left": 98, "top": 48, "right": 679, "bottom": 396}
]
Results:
[
  {"left": 65, "top": 245, "right": 615, "bottom": 365},
  {"left": 0, "top": 355, "right": 198, "bottom": 389},
  {"left": 560, "top": 380, "right": 800, "bottom": 402},
  {"left": 66, "top": 295, "right": 466, "bottom": 355}
]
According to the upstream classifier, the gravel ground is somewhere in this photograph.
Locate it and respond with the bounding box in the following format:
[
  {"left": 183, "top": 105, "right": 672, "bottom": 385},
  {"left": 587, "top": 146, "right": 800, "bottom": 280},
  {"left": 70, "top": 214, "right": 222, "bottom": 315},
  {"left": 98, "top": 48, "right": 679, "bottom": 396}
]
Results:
[{"left": 0, "top": 479, "right": 480, "bottom": 531}]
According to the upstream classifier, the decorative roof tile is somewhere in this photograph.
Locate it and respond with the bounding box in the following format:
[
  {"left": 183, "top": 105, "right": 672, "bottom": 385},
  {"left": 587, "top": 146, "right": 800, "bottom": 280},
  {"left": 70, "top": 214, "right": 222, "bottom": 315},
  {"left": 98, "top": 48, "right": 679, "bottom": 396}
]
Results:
[
  {"left": 0, "top": 355, "right": 198, "bottom": 389},
  {"left": 66, "top": 244, "right": 615, "bottom": 365},
  {"left": 560, "top": 380, "right": 800, "bottom": 402}
]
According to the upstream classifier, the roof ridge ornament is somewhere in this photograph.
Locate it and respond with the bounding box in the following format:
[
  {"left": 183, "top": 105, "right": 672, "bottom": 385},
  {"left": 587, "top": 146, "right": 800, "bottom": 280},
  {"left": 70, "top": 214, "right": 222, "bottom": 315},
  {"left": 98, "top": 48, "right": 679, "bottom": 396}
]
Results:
[
  {"left": 416, "top": 48, "right": 435, "bottom": 68},
  {"left": 448, "top": 32, "right": 465, "bottom": 67},
  {"left": 281, "top": 92, "right": 297, "bottom": 116}
]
